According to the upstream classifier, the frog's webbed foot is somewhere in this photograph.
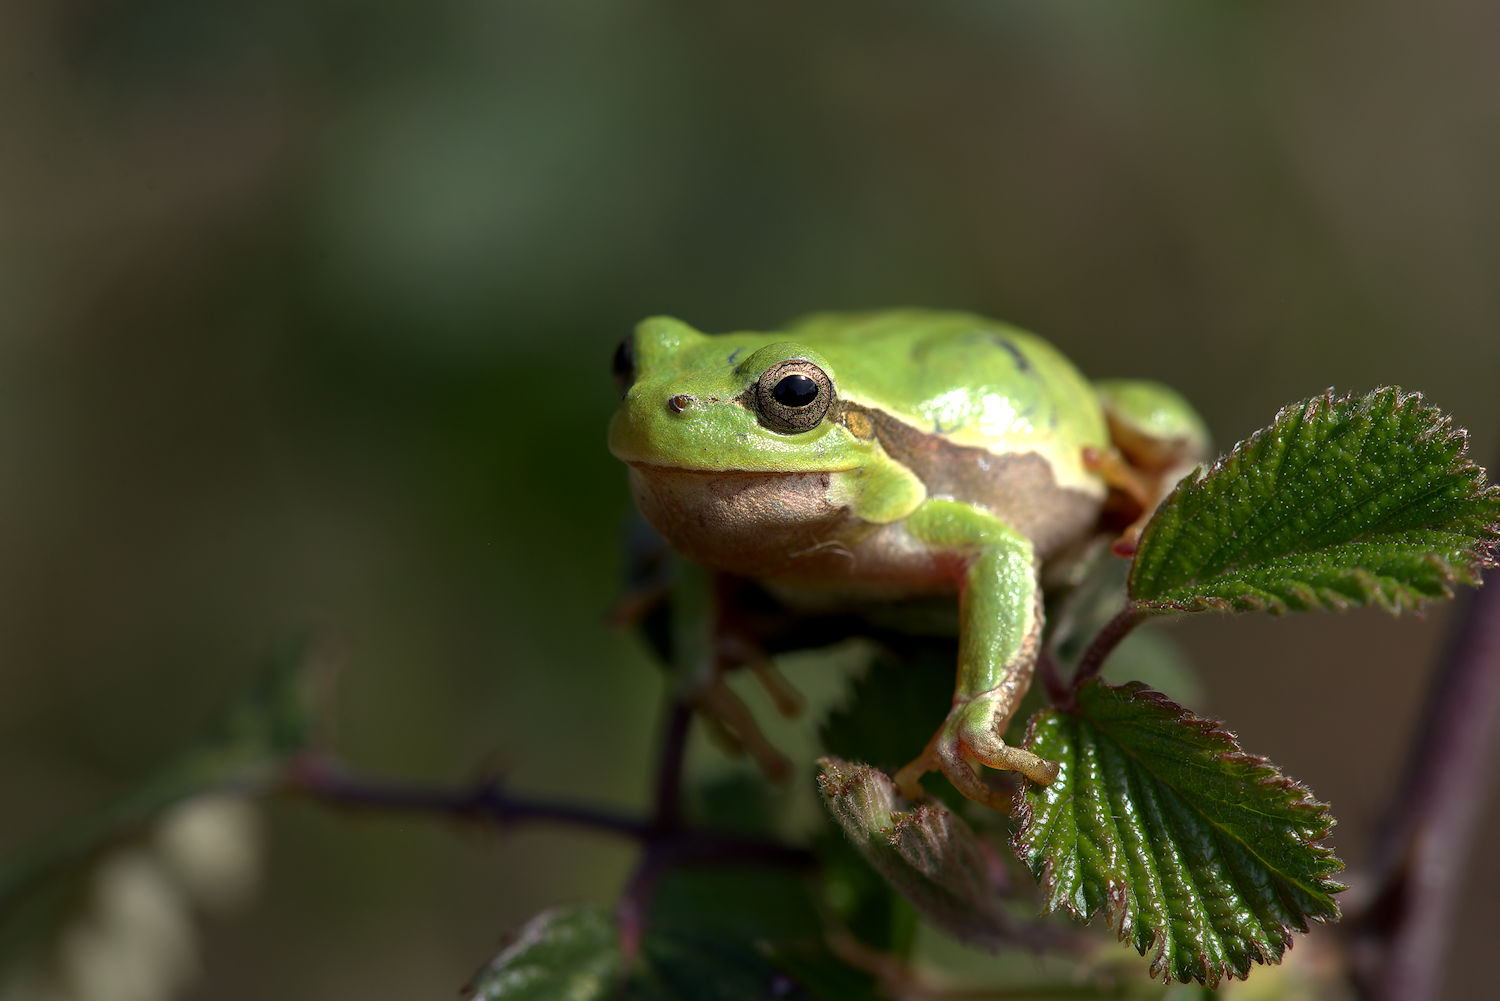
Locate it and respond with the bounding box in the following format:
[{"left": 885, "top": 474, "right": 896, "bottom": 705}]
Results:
[
  {"left": 893, "top": 697, "right": 1060, "bottom": 811},
  {"left": 692, "top": 678, "right": 792, "bottom": 781},
  {"left": 749, "top": 660, "right": 805, "bottom": 718},
  {"left": 687, "top": 657, "right": 804, "bottom": 783}
]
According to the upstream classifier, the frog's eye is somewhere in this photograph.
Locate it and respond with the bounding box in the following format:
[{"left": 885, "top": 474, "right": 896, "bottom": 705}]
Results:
[
  {"left": 754, "top": 359, "right": 835, "bottom": 434},
  {"left": 611, "top": 333, "right": 636, "bottom": 397}
]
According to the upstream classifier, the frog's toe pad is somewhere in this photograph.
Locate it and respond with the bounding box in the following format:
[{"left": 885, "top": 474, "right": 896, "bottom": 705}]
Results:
[
  {"left": 951, "top": 728, "right": 1055, "bottom": 784},
  {"left": 895, "top": 739, "right": 1057, "bottom": 813},
  {"left": 892, "top": 751, "right": 938, "bottom": 802}
]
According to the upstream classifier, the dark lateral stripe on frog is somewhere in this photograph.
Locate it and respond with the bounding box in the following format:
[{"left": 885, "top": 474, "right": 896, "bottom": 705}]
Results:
[
  {"left": 838, "top": 402, "right": 1099, "bottom": 560},
  {"left": 991, "top": 333, "right": 1032, "bottom": 374}
]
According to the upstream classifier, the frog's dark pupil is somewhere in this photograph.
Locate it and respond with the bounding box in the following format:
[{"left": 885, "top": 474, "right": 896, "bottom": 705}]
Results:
[{"left": 772, "top": 373, "right": 819, "bottom": 408}]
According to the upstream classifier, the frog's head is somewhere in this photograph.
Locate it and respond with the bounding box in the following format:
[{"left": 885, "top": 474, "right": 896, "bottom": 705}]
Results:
[
  {"left": 606, "top": 316, "right": 888, "bottom": 574},
  {"left": 608, "top": 315, "right": 860, "bottom": 472}
]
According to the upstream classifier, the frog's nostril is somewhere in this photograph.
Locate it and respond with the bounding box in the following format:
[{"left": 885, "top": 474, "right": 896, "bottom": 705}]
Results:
[{"left": 667, "top": 394, "right": 695, "bottom": 414}]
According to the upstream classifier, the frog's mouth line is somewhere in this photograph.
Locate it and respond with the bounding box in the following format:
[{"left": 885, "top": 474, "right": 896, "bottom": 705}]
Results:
[{"left": 626, "top": 461, "right": 861, "bottom": 477}]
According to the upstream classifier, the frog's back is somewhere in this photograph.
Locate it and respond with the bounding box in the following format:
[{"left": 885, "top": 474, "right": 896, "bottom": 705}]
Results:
[{"left": 775, "top": 310, "right": 1109, "bottom": 492}]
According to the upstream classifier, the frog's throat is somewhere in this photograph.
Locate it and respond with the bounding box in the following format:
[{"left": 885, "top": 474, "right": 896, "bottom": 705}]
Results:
[{"left": 626, "top": 464, "right": 862, "bottom": 577}]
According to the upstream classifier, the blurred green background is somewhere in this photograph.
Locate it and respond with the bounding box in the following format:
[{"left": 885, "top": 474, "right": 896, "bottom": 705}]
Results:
[{"left": 2, "top": 0, "right": 1497, "bottom": 997}]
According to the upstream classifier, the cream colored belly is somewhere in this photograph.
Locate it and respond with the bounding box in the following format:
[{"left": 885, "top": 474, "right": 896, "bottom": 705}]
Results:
[
  {"left": 631, "top": 465, "right": 969, "bottom": 594},
  {"left": 628, "top": 461, "right": 1102, "bottom": 598}
]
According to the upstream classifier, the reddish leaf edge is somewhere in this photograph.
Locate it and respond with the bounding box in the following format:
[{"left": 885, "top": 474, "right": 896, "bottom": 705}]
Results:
[
  {"left": 1129, "top": 387, "right": 1500, "bottom": 617},
  {"left": 1012, "top": 680, "right": 1347, "bottom": 986}
]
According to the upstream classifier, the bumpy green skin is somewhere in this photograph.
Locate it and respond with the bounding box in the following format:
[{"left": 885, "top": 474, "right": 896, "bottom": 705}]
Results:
[
  {"left": 611, "top": 310, "right": 1111, "bottom": 493},
  {"left": 608, "top": 310, "right": 1205, "bottom": 805},
  {"left": 1094, "top": 379, "right": 1207, "bottom": 442},
  {"left": 1094, "top": 378, "right": 1211, "bottom": 473}
]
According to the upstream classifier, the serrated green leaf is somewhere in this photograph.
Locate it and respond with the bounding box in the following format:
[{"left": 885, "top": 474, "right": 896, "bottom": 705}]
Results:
[
  {"left": 644, "top": 863, "right": 878, "bottom": 1001},
  {"left": 649, "top": 864, "right": 824, "bottom": 952},
  {"left": 466, "top": 906, "right": 621, "bottom": 1000},
  {"left": 819, "top": 642, "right": 955, "bottom": 775},
  {"left": 817, "top": 758, "right": 1014, "bottom": 949},
  {"left": 470, "top": 873, "right": 878, "bottom": 1001},
  {"left": 1130, "top": 388, "right": 1500, "bottom": 613},
  {"left": 1013, "top": 680, "right": 1344, "bottom": 986},
  {"left": 634, "top": 930, "right": 810, "bottom": 1001}
]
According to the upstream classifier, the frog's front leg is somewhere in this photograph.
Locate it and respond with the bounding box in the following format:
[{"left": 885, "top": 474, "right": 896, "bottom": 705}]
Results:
[{"left": 893, "top": 501, "right": 1060, "bottom": 809}]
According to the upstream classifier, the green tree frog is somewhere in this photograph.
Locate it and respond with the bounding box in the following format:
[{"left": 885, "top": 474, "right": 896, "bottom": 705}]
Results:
[{"left": 608, "top": 310, "right": 1208, "bottom": 809}]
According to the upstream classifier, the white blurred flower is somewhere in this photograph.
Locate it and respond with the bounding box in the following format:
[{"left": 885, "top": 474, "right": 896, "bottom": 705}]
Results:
[
  {"left": 153, "top": 795, "right": 262, "bottom": 913},
  {"left": 58, "top": 851, "right": 197, "bottom": 1001}
]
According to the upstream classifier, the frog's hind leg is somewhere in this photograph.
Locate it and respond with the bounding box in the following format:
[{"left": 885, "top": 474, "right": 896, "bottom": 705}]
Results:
[
  {"left": 1091, "top": 380, "right": 1213, "bottom": 557},
  {"left": 1082, "top": 446, "right": 1156, "bottom": 557}
]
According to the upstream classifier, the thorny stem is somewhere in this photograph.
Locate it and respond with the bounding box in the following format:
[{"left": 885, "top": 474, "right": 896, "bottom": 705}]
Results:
[
  {"left": 615, "top": 846, "right": 669, "bottom": 962},
  {"left": 279, "top": 754, "right": 812, "bottom": 870},
  {"left": 284, "top": 690, "right": 814, "bottom": 962},
  {"left": 280, "top": 757, "right": 649, "bottom": 838},
  {"left": 1353, "top": 577, "right": 1500, "bottom": 1001},
  {"left": 286, "top": 746, "right": 813, "bottom": 961},
  {"left": 619, "top": 693, "right": 696, "bottom": 956}
]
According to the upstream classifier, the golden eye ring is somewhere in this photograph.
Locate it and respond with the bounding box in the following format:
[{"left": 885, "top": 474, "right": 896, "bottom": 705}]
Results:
[{"left": 755, "top": 359, "right": 834, "bottom": 434}]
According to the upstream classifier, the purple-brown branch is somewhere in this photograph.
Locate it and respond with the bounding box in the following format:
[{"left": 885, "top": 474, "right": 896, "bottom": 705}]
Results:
[
  {"left": 649, "top": 696, "right": 694, "bottom": 831},
  {"left": 280, "top": 688, "right": 813, "bottom": 970},
  {"left": 278, "top": 754, "right": 813, "bottom": 870},
  {"left": 1353, "top": 576, "right": 1500, "bottom": 1000},
  {"left": 1064, "top": 605, "right": 1145, "bottom": 701},
  {"left": 278, "top": 757, "right": 651, "bottom": 838}
]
